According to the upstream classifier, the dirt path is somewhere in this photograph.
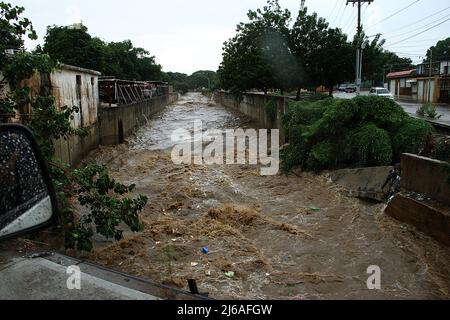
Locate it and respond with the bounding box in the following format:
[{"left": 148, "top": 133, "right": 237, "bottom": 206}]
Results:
[{"left": 83, "top": 93, "right": 450, "bottom": 300}]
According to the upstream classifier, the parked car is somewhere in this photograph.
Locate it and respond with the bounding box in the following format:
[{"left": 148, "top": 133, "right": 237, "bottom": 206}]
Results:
[
  {"left": 345, "top": 84, "right": 357, "bottom": 93},
  {"left": 338, "top": 84, "right": 348, "bottom": 92},
  {"left": 369, "top": 87, "right": 394, "bottom": 100}
]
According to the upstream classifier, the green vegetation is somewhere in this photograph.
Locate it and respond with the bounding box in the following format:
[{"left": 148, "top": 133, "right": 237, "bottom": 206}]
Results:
[
  {"left": 434, "top": 139, "right": 450, "bottom": 162},
  {"left": 265, "top": 100, "right": 277, "bottom": 123},
  {"left": 164, "top": 70, "right": 219, "bottom": 94},
  {"left": 40, "top": 25, "right": 162, "bottom": 81},
  {"left": 282, "top": 96, "right": 434, "bottom": 172},
  {"left": 416, "top": 103, "right": 442, "bottom": 119},
  {"left": 218, "top": 0, "right": 413, "bottom": 97},
  {"left": 1, "top": 2, "right": 147, "bottom": 251}
]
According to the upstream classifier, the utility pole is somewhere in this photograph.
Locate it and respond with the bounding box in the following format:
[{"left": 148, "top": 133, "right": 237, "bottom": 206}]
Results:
[
  {"left": 428, "top": 49, "right": 433, "bottom": 103},
  {"left": 347, "top": 0, "right": 373, "bottom": 95}
]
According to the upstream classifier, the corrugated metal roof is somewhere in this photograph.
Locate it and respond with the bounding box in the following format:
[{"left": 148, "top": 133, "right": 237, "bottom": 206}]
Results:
[{"left": 387, "top": 69, "right": 416, "bottom": 79}]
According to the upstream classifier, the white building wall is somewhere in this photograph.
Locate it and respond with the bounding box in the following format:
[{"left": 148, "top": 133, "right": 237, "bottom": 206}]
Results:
[
  {"left": 440, "top": 61, "right": 450, "bottom": 75},
  {"left": 50, "top": 67, "right": 99, "bottom": 129}
]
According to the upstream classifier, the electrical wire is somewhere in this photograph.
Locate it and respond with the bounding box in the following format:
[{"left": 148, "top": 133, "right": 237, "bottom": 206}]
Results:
[
  {"left": 379, "top": 6, "right": 450, "bottom": 37},
  {"left": 331, "top": 0, "right": 346, "bottom": 26},
  {"left": 384, "top": 13, "right": 450, "bottom": 41},
  {"left": 366, "top": 0, "right": 421, "bottom": 30},
  {"left": 386, "top": 18, "right": 450, "bottom": 47}
]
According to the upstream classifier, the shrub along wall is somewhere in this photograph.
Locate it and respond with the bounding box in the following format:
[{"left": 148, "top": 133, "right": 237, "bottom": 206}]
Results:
[{"left": 281, "top": 96, "right": 435, "bottom": 172}]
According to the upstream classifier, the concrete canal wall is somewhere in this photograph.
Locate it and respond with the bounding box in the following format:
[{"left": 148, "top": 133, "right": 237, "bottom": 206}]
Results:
[
  {"left": 214, "top": 91, "right": 289, "bottom": 132},
  {"left": 55, "top": 92, "right": 178, "bottom": 167}
]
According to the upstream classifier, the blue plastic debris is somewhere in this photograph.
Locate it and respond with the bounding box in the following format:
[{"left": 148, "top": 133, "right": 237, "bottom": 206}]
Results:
[{"left": 202, "top": 247, "right": 210, "bottom": 254}]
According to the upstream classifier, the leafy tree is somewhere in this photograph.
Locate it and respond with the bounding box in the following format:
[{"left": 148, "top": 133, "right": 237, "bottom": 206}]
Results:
[
  {"left": 188, "top": 70, "right": 218, "bottom": 90},
  {"left": 43, "top": 25, "right": 106, "bottom": 72},
  {"left": 291, "top": 8, "right": 353, "bottom": 97},
  {"left": 218, "top": 0, "right": 293, "bottom": 94},
  {"left": 42, "top": 25, "right": 162, "bottom": 81},
  {"left": 425, "top": 37, "right": 450, "bottom": 62},
  {"left": 0, "top": 2, "right": 36, "bottom": 70}
]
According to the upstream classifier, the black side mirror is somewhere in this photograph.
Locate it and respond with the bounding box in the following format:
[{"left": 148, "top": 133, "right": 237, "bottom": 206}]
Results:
[{"left": 0, "top": 124, "right": 58, "bottom": 241}]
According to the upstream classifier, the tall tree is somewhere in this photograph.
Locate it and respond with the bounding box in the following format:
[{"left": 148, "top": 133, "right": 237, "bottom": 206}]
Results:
[
  {"left": 42, "top": 25, "right": 162, "bottom": 81},
  {"left": 425, "top": 37, "right": 450, "bottom": 62},
  {"left": 0, "top": 2, "right": 37, "bottom": 70},
  {"left": 43, "top": 25, "right": 105, "bottom": 72},
  {"left": 218, "top": 0, "right": 294, "bottom": 94},
  {"left": 291, "top": 8, "right": 353, "bottom": 96}
]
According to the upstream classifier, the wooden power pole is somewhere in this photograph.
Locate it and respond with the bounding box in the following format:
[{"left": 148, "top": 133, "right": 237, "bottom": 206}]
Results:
[{"left": 347, "top": 0, "right": 373, "bottom": 95}]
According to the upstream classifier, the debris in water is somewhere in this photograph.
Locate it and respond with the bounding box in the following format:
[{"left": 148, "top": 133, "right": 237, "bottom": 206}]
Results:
[
  {"left": 224, "top": 271, "right": 235, "bottom": 279},
  {"left": 202, "top": 247, "right": 210, "bottom": 254},
  {"left": 191, "top": 262, "right": 199, "bottom": 267}
]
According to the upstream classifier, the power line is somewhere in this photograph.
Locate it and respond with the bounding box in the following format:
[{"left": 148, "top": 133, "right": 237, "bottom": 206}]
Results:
[
  {"left": 343, "top": 8, "right": 358, "bottom": 33},
  {"left": 384, "top": 13, "right": 450, "bottom": 41},
  {"left": 332, "top": 0, "right": 346, "bottom": 26},
  {"left": 332, "top": 1, "right": 346, "bottom": 26},
  {"left": 328, "top": 0, "right": 340, "bottom": 24},
  {"left": 366, "top": 0, "right": 421, "bottom": 30},
  {"left": 386, "top": 18, "right": 450, "bottom": 47},
  {"left": 379, "top": 6, "right": 450, "bottom": 37},
  {"left": 336, "top": 4, "right": 349, "bottom": 28}
]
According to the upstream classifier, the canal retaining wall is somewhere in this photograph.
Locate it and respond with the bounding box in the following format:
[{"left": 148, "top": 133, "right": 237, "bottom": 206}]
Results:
[
  {"left": 214, "top": 91, "right": 289, "bottom": 133},
  {"left": 54, "top": 92, "right": 178, "bottom": 167}
]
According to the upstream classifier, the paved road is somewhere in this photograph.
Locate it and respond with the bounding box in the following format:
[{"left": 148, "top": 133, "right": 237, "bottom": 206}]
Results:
[{"left": 334, "top": 91, "right": 450, "bottom": 127}]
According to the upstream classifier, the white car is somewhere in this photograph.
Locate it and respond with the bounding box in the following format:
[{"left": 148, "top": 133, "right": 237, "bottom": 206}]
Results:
[{"left": 369, "top": 87, "right": 394, "bottom": 100}]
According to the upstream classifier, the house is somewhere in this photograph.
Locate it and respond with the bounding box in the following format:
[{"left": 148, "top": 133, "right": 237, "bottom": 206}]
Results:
[
  {"left": 387, "top": 61, "right": 450, "bottom": 104},
  {"left": 387, "top": 69, "right": 416, "bottom": 99},
  {"left": 415, "top": 60, "right": 450, "bottom": 104}
]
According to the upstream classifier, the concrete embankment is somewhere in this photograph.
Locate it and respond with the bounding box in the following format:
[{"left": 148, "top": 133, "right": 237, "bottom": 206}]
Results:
[
  {"left": 214, "top": 91, "right": 288, "bottom": 137},
  {"left": 54, "top": 93, "right": 179, "bottom": 167}
]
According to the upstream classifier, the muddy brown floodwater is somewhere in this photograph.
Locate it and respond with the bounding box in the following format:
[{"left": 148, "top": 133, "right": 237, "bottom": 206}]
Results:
[{"left": 84, "top": 92, "right": 450, "bottom": 300}]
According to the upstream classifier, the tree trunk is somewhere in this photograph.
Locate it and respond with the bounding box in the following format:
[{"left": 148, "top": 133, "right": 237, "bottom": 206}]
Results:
[
  {"left": 296, "top": 88, "right": 301, "bottom": 101},
  {"left": 328, "top": 87, "right": 333, "bottom": 97}
]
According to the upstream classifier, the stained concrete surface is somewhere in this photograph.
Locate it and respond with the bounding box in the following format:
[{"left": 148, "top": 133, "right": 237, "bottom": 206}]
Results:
[{"left": 0, "top": 254, "right": 160, "bottom": 300}]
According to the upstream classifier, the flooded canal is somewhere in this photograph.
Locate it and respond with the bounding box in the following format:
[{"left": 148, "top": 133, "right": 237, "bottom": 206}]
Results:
[{"left": 85, "top": 92, "right": 450, "bottom": 300}]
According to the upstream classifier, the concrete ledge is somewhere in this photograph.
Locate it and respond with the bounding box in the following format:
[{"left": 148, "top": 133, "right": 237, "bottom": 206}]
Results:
[
  {"left": 401, "top": 153, "right": 450, "bottom": 206},
  {"left": 385, "top": 194, "right": 450, "bottom": 246},
  {"left": 330, "top": 166, "right": 393, "bottom": 202}
]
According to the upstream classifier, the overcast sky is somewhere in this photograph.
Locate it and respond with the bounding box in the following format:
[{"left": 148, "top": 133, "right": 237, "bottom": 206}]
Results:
[{"left": 10, "top": 0, "right": 450, "bottom": 75}]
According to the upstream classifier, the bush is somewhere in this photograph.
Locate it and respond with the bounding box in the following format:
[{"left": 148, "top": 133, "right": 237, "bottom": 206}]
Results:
[
  {"left": 265, "top": 100, "right": 277, "bottom": 123},
  {"left": 434, "top": 139, "right": 450, "bottom": 162},
  {"left": 282, "top": 96, "right": 434, "bottom": 172},
  {"left": 391, "top": 117, "right": 434, "bottom": 161},
  {"left": 417, "top": 103, "right": 442, "bottom": 119},
  {"left": 348, "top": 124, "right": 393, "bottom": 167}
]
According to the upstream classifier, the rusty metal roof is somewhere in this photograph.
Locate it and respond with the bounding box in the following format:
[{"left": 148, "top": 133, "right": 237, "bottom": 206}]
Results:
[
  {"left": 59, "top": 63, "right": 102, "bottom": 76},
  {"left": 387, "top": 69, "right": 416, "bottom": 79}
]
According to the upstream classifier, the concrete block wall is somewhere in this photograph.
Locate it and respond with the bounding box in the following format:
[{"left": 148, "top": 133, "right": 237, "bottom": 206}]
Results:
[
  {"left": 385, "top": 153, "right": 450, "bottom": 246},
  {"left": 99, "top": 95, "right": 168, "bottom": 146},
  {"left": 53, "top": 94, "right": 177, "bottom": 167},
  {"left": 214, "top": 91, "right": 288, "bottom": 141},
  {"left": 401, "top": 153, "right": 450, "bottom": 206}
]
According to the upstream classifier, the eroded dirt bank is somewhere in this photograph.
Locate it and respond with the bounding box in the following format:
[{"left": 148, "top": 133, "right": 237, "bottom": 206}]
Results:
[{"left": 83, "top": 92, "right": 450, "bottom": 300}]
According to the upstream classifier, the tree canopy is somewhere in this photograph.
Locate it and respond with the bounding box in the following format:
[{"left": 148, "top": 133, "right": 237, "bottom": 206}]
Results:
[
  {"left": 42, "top": 25, "right": 163, "bottom": 81},
  {"left": 425, "top": 37, "right": 450, "bottom": 62},
  {"left": 218, "top": 0, "right": 412, "bottom": 96}
]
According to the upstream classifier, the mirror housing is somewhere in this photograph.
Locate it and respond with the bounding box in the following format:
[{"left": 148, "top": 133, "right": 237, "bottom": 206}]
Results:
[{"left": 0, "top": 124, "right": 58, "bottom": 241}]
